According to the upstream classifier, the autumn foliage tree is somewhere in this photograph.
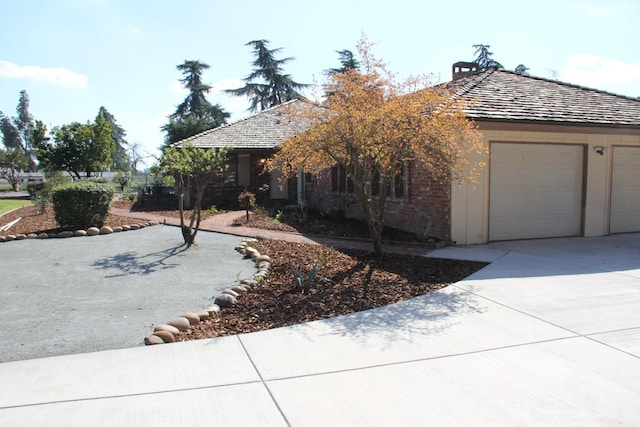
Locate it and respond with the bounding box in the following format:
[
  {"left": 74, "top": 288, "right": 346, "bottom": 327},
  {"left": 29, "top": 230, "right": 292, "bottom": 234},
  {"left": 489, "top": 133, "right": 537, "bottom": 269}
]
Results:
[
  {"left": 159, "top": 143, "right": 228, "bottom": 247},
  {"left": 270, "top": 37, "right": 485, "bottom": 255}
]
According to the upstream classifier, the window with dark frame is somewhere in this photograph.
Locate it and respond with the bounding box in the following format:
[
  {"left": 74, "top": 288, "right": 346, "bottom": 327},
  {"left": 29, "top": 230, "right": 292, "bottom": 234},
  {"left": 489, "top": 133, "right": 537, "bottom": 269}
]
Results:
[
  {"left": 371, "top": 162, "right": 408, "bottom": 198},
  {"left": 331, "top": 165, "right": 354, "bottom": 193}
]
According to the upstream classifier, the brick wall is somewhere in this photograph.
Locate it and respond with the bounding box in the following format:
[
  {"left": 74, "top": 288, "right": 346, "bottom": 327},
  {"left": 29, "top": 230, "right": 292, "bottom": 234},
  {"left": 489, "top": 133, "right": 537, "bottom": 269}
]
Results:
[{"left": 305, "top": 162, "right": 451, "bottom": 241}]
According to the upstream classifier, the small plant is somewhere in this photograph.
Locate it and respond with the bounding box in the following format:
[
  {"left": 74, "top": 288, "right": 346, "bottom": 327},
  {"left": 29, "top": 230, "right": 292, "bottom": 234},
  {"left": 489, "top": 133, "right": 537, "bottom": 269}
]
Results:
[
  {"left": 26, "top": 172, "right": 71, "bottom": 213},
  {"left": 112, "top": 171, "right": 132, "bottom": 191},
  {"left": 238, "top": 189, "right": 256, "bottom": 221},
  {"left": 414, "top": 217, "right": 433, "bottom": 243},
  {"left": 288, "top": 259, "right": 321, "bottom": 294},
  {"left": 273, "top": 209, "right": 284, "bottom": 223},
  {"left": 27, "top": 182, "right": 48, "bottom": 213},
  {"left": 206, "top": 205, "right": 219, "bottom": 215}
]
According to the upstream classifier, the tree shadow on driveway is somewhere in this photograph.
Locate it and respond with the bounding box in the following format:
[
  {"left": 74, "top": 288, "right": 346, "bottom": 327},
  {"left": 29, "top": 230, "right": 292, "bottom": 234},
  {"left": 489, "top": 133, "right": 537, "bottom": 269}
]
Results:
[{"left": 92, "top": 245, "right": 188, "bottom": 277}]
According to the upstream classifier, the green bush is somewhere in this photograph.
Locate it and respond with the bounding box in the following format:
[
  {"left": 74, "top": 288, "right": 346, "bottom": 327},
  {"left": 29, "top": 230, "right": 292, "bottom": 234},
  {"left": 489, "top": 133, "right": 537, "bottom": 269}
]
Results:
[
  {"left": 52, "top": 181, "right": 114, "bottom": 230},
  {"left": 27, "top": 182, "right": 47, "bottom": 213},
  {"left": 27, "top": 173, "right": 72, "bottom": 213}
]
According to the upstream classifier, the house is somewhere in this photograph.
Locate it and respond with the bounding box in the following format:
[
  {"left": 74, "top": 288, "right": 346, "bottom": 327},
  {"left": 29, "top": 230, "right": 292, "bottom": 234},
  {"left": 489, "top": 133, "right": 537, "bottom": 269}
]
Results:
[
  {"left": 447, "top": 64, "right": 640, "bottom": 244},
  {"left": 177, "top": 65, "right": 640, "bottom": 245},
  {"left": 172, "top": 100, "right": 310, "bottom": 207}
]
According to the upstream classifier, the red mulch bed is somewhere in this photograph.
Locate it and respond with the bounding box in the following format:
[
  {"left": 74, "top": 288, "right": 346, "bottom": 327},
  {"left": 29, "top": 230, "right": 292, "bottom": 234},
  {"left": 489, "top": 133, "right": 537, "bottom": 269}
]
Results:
[{"left": 177, "top": 240, "right": 486, "bottom": 341}]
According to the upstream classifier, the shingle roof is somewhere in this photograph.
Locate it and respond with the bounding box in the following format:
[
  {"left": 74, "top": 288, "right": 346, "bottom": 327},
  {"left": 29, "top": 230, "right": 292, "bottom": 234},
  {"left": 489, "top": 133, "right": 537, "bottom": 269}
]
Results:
[
  {"left": 448, "top": 69, "right": 640, "bottom": 127},
  {"left": 172, "top": 100, "right": 310, "bottom": 149}
]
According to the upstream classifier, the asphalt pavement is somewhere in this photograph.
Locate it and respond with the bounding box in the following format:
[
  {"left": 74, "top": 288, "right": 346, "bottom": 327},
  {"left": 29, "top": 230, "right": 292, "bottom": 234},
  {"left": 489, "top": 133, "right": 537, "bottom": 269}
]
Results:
[{"left": 0, "top": 225, "right": 253, "bottom": 362}]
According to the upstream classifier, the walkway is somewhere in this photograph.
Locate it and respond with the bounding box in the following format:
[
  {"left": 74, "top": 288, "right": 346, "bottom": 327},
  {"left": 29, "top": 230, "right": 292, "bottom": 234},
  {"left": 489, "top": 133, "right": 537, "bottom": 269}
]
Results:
[
  {"left": 110, "top": 207, "right": 435, "bottom": 255},
  {"left": 1, "top": 209, "right": 639, "bottom": 425}
]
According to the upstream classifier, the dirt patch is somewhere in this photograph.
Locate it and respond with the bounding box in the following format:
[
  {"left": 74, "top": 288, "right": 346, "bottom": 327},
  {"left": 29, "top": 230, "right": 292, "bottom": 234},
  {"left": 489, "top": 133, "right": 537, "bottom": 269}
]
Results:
[{"left": 0, "top": 205, "right": 148, "bottom": 237}]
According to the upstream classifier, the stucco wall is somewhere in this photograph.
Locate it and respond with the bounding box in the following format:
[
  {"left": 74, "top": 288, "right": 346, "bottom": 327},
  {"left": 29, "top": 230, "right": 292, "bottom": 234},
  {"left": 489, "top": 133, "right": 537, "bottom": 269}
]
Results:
[{"left": 451, "top": 124, "right": 640, "bottom": 245}]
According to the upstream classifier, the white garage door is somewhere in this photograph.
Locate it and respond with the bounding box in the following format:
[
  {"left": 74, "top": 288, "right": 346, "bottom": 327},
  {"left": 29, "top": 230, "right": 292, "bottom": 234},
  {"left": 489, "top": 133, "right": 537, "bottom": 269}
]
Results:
[
  {"left": 610, "top": 146, "right": 640, "bottom": 233},
  {"left": 490, "top": 143, "right": 584, "bottom": 241}
]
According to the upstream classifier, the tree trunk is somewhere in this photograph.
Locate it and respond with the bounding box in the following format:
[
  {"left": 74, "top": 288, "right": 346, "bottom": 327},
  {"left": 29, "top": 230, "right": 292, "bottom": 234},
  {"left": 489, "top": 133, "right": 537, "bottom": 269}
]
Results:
[
  {"left": 354, "top": 187, "right": 384, "bottom": 256},
  {"left": 12, "top": 181, "right": 19, "bottom": 192},
  {"left": 177, "top": 175, "right": 191, "bottom": 247}
]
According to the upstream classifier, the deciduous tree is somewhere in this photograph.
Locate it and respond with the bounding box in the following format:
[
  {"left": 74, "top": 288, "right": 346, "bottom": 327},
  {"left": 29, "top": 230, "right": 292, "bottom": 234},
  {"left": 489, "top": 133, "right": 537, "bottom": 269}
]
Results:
[
  {"left": 36, "top": 115, "right": 115, "bottom": 180},
  {"left": 226, "top": 40, "right": 307, "bottom": 113},
  {"left": 159, "top": 143, "right": 229, "bottom": 247},
  {"left": 270, "top": 37, "right": 485, "bottom": 255},
  {"left": 0, "top": 147, "right": 28, "bottom": 191}
]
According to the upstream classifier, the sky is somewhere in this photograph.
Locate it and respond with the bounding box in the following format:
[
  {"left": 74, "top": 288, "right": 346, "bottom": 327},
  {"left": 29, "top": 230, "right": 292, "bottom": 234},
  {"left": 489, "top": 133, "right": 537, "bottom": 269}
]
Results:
[{"left": 1, "top": 0, "right": 639, "bottom": 168}]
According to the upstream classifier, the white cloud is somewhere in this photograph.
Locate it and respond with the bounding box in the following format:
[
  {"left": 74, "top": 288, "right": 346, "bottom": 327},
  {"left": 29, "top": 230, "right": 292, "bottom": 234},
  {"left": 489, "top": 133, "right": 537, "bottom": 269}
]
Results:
[
  {"left": 0, "top": 60, "right": 88, "bottom": 88},
  {"left": 560, "top": 54, "right": 640, "bottom": 89}
]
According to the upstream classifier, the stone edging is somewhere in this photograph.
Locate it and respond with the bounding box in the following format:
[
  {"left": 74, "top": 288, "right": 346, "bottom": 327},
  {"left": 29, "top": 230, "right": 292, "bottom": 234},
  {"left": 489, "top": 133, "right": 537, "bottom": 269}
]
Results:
[
  {"left": 144, "top": 238, "right": 272, "bottom": 345},
  {"left": 0, "top": 221, "right": 160, "bottom": 243}
]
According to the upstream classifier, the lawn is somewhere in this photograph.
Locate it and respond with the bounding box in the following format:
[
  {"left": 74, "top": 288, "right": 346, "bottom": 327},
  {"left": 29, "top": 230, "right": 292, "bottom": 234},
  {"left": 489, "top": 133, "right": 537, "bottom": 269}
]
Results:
[{"left": 0, "top": 199, "right": 32, "bottom": 215}]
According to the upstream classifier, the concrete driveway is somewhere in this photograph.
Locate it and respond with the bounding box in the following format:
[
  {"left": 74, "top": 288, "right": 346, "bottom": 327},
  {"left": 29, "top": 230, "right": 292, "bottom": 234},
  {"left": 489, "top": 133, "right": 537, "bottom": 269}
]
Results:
[
  {"left": 0, "top": 225, "right": 254, "bottom": 362},
  {"left": 0, "top": 233, "right": 639, "bottom": 425}
]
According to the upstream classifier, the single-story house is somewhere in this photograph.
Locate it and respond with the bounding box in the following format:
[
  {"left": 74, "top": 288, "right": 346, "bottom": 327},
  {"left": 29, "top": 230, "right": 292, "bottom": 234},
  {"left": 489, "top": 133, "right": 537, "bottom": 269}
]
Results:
[
  {"left": 172, "top": 101, "right": 310, "bottom": 207},
  {"left": 175, "top": 63, "right": 640, "bottom": 245},
  {"left": 447, "top": 63, "right": 640, "bottom": 244}
]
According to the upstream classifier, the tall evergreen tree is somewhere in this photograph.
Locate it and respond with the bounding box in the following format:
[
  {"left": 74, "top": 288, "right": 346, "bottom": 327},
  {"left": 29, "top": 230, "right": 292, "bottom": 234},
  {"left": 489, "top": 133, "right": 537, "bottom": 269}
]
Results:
[
  {"left": 162, "top": 60, "right": 229, "bottom": 145},
  {"left": 472, "top": 44, "right": 503, "bottom": 71},
  {"left": 0, "top": 112, "right": 21, "bottom": 149},
  {"left": 514, "top": 64, "right": 530, "bottom": 75},
  {"left": 97, "top": 106, "right": 131, "bottom": 171},
  {"left": 226, "top": 40, "right": 307, "bottom": 113},
  {"left": 0, "top": 91, "right": 39, "bottom": 171},
  {"left": 326, "top": 49, "right": 360, "bottom": 75}
]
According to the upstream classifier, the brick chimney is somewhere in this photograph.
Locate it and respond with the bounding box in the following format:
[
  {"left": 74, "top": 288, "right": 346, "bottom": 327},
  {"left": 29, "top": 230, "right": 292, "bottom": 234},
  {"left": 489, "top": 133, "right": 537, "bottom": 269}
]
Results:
[{"left": 452, "top": 61, "right": 479, "bottom": 80}]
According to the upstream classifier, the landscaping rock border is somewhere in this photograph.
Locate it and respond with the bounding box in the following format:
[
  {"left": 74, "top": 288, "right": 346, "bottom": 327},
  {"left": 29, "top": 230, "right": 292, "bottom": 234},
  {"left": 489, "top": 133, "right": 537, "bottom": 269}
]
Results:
[
  {"left": 0, "top": 221, "right": 160, "bottom": 243},
  {"left": 144, "top": 238, "right": 272, "bottom": 346}
]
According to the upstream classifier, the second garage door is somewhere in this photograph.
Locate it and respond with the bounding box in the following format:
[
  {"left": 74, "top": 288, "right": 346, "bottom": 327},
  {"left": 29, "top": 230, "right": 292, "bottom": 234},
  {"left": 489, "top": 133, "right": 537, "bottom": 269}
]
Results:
[
  {"left": 489, "top": 143, "right": 584, "bottom": 241},
  {"left": 610, "top": 146, "right": 640, "bottom": 233}
]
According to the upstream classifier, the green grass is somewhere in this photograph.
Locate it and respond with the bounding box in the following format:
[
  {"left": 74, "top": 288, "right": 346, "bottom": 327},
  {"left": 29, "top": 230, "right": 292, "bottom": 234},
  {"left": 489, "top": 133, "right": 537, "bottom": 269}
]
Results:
[
  {"left": 0, "top": 182, "right": 18, "bottom": 192},
  {"left": 0, "top": 199, "right": 32, "bottom": 215}
]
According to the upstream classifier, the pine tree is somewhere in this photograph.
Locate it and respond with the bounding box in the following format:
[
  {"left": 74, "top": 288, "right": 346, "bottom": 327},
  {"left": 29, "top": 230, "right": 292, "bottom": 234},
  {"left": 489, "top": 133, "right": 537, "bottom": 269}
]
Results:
[
  {"left": 226, "top": 40, "right": 307, "bottom": 113},
  {"left": 162, "top": 60, "right": 229, "bottom": 145}
]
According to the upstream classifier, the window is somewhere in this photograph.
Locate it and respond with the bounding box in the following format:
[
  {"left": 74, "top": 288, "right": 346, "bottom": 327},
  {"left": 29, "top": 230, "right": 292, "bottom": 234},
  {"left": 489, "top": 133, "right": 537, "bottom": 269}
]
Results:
[
  {"left": 331, "top": 165, "right": 353, "bottom": 193},
  {"left": 394, "top": 162, "right": 408, "bottom": 197},
  {"left": 371, "top": 162, "right": 408, "bottom": 198},
  {"left": 223, "top": 154, "right": 237, "bottom": 187},
  {"left": 209, "top": 154, "right": 237, "bottom": 187}
]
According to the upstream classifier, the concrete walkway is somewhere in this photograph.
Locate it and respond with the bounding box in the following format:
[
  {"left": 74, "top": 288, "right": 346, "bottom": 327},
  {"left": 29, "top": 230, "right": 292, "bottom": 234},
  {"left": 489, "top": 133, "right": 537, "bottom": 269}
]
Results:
[{"left": 1, "top": 209, "right": 639, "bottom": 425}]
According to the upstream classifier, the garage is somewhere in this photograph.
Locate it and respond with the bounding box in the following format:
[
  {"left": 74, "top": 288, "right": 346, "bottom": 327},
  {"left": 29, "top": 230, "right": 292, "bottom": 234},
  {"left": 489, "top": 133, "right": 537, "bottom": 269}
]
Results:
[
  {"left": 610, "top": 146, "right": 640, "bottom": 233},
  {"left": 489, "top": 143, "right": 584, "bottom": 241}
]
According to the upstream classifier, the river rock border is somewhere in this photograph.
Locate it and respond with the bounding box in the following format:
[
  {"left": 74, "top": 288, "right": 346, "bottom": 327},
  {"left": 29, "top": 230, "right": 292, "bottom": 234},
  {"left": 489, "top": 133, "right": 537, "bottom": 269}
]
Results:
[
  {"left": 0, "top": 221, "right": 160, "bottom": 243},
  {"left": 144, "top": 238, "right": 272, "bottom": 346}
]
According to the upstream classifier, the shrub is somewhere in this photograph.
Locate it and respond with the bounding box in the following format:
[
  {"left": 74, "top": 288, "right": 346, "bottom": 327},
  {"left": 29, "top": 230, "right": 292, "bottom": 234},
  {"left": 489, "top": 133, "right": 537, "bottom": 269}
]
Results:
[
  {"left": 27, "top": 173, "right": 72, "bottom": 213},
  {"left": 52, "top": 180, "right": 114, "bottom": 230},
  {"left": 238, "top": 190, "right": 256, "bottom": 221}
]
